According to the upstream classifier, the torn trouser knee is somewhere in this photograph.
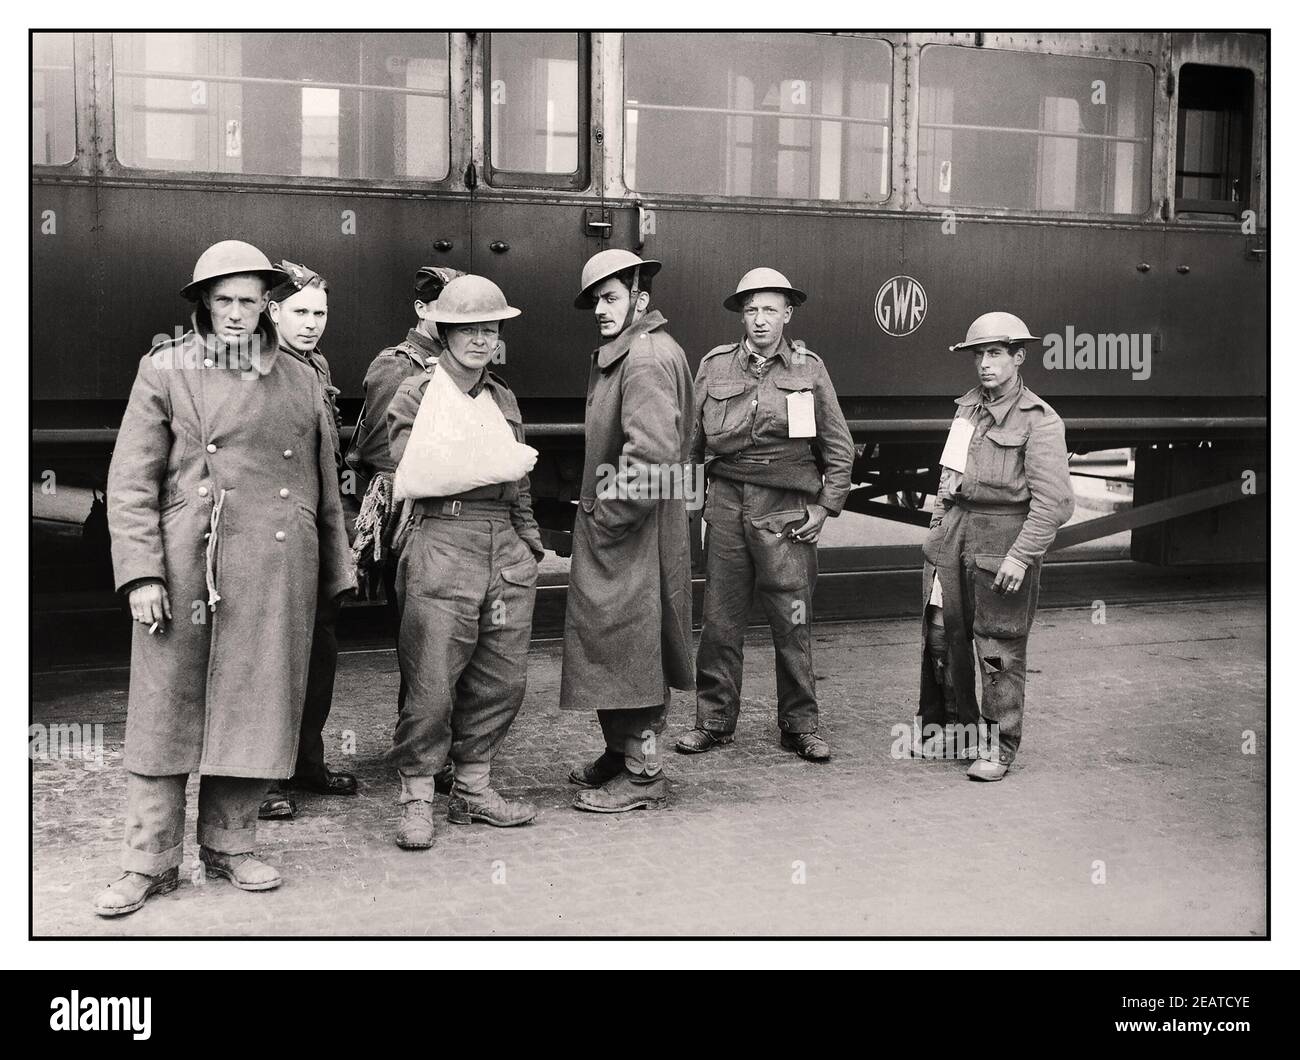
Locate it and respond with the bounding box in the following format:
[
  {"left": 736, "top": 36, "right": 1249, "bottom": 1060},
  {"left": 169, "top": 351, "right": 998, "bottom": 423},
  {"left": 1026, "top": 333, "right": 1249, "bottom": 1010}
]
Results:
[{"left": 973, "top": 633, "right": 1028, "bottom": 764}]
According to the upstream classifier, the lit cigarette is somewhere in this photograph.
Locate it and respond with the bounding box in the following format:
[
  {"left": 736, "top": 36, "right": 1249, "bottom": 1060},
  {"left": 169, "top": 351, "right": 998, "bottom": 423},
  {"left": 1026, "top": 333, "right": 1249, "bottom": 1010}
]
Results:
[{"left": 148, "top": 621, "right": 161, "bottom": 635}]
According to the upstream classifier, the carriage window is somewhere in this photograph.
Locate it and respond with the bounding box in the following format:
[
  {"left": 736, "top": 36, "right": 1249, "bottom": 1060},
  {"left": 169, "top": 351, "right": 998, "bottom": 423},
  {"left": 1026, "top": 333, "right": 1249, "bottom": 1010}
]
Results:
[
  {"left": 1176, "top": 64, "right": 1253, "bottom": 215},
  {"left": 486, "top": 33, "right": 588, "bottom": 188},
  {"left": 624, "top": 33, "right": 891, "bottom": 202},
  {"left": 33, "top": 32, "right": 76, "bottom": 165},
  {"left": 112, "top": 32, "right": 450, "bottom": 181},
  {"left": 918, "top": 46, "right": 1153, "bottom": 214}
]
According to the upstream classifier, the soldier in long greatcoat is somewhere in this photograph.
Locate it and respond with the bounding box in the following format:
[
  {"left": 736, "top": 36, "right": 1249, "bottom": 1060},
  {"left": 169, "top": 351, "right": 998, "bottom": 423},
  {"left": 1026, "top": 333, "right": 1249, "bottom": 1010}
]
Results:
[
  {"left": 561, "top": 249, "right": 695, "bottom": 813},
  {"left": 93, "top": 241, "right": 353, "bottom": 917}
]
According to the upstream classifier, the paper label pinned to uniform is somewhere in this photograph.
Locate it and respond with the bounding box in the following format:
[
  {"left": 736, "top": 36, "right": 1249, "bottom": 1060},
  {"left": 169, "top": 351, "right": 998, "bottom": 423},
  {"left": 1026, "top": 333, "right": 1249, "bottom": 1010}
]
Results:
[
  {"left": 939, "top": 416, "right": 975, "bottom": 473},
  {"left": 786, "top": 391, "right": 816, "bottom": 438}
]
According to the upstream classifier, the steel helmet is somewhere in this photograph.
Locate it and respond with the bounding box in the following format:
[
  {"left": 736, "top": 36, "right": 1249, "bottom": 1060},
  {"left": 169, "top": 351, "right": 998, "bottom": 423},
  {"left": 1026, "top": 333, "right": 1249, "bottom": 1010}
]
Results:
[
  {"left": 429, "top": 275, "right": 521, "bottom": 323},
  {"left": 181, "top": 240, "right": 287, "bottom": 301},
  {"left": 949, "top": 311, "right": 1040, "bottom": 352},
  {"left": 723, "top": 267, "right": 808, "bottom": 312},
  {"left": 574, "top": 249, "right": 662, "bottom": 308}
]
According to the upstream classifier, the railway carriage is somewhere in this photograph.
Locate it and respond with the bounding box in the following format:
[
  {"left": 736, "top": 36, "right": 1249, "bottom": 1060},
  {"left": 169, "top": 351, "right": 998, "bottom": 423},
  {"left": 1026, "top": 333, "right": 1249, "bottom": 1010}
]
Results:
[{"left": 31, "top": 30, "right": 1267, "bottom": 602}]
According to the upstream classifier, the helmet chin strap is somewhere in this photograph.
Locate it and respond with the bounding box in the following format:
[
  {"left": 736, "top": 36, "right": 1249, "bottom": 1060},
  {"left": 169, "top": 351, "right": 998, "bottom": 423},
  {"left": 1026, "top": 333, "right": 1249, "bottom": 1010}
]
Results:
[{"left": 619, "top": 265, "right": 642, "bottom": 335}]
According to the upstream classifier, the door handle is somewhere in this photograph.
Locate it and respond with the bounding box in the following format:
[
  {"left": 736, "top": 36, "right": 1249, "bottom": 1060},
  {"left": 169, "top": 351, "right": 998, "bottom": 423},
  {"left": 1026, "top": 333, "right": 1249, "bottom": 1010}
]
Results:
[
  {"left": 433, "top": 239, "right": 453, "bottom": 252},
  {"left": 584, "top": 206, "right": 613, "bottom": 237},
  {"left": 489, "top": 241, "right": 510, "bottom": 254}
]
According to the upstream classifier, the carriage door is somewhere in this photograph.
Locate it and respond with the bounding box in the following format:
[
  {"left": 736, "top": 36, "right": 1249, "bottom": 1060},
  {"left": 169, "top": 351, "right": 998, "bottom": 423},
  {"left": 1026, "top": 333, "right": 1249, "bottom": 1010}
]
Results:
[
  {"left": 1163, "top": 34, "right": 1266, "bottom": 399},
  {"left": 470, "top": 32, "right": 614, "bottom": 399}
]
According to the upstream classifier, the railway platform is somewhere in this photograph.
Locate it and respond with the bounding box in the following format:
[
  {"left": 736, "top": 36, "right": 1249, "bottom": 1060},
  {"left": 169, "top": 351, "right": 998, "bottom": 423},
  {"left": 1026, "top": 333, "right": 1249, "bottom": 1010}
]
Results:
[{"left": 31, "top": 569, "right": 1266, "bottom": 937}]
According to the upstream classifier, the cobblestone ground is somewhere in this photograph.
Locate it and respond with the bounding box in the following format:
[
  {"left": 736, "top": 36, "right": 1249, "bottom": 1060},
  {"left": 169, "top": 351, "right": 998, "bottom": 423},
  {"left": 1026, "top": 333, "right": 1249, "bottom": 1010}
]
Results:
[{"left": 32, "top": 594, "right": 1266, "bottom": 937}]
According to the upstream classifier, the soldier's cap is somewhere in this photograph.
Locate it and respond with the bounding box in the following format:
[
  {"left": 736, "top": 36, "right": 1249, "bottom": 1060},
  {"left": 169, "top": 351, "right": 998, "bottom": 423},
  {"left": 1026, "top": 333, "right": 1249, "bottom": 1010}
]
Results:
[
  {"left": 415, "top": 266, "right": 465, "bottom": 301},
  {"left": 268, "top": 260, "right": 325, "bottom": 304}
]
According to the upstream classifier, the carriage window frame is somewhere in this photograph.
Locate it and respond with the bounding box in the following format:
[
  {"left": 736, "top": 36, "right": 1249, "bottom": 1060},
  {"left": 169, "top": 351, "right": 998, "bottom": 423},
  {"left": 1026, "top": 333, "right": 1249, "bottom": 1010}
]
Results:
[
  {"left": 1174, "top": 63, "right": 1254, "bottom": 218},
  {"left": 915, "top": 43, "right": 1156, "bottom": 217},
  {"left": 32, "top": 31, "right": 79, "bottom": 168},
  {"left": 107, "top": 31, "right": 455, "bottom": 189},
  {"left": 483, "top": 32, "right": 591, "bottom": 191},
  {"left": 621, "top": 31, "right": 894, "bottom": 206}
]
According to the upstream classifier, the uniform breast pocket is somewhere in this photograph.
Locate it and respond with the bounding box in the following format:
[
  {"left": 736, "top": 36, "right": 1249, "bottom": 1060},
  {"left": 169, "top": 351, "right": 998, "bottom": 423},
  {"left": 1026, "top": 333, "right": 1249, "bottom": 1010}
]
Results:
[
  {"left": 981, "top": 427, "right": 1029, "bottom": 488},
  {"left": 771, "top": 380, "right": 814, "bottom": 437},
  {"left": 702, "top": 382, "right": 750, "bottom": 436}
]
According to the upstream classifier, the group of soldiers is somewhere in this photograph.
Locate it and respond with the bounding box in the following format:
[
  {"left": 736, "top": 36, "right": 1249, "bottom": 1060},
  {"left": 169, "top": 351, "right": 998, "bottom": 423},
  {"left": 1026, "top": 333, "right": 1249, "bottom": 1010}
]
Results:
[{"left": 92, "top": 240, "right": 1073, "bottom": 917}]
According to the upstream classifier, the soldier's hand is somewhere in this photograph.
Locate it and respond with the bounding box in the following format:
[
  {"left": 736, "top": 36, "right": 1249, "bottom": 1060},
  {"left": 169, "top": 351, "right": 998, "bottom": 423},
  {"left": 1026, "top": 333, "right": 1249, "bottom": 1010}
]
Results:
[
  {"left": 993, "top": 557, "right": 1024, "bottom": 594},
  {"left": 790, "top": 504, "right": 829, "bottom": 543},
  {"left": 128, "top": 583, "right": 172, "bottom": 626}
]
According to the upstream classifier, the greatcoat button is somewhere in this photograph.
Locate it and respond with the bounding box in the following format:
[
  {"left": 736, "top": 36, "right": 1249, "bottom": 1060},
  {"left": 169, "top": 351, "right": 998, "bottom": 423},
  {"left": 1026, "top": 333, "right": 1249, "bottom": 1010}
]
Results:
[
  {"left": 283, "top": 449, "right": 293, "bottom": 458},
  {"left": 204, "top": 532, "right": 211, "bottom": 540},
  {"left": 206, "top": 443, "right": 217, "bottom": 453},
  {"left": 279, "top": 488, "right": 290, "bottom": 498},
  {"left": 198, "top": 486, "right": 209, "bottom": 497},
  {"left": 203, "top": 358, "right": 214, "bottom": 368},
  {"left": 275, "top": 531, "right": 286, "bottom": 542}
]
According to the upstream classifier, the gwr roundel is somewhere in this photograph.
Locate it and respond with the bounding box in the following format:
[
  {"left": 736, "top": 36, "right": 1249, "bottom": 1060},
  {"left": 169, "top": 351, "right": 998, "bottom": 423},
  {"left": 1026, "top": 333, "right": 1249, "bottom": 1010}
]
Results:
[{"left": 874, "top": 276, "right": 928, "bottom": 337}]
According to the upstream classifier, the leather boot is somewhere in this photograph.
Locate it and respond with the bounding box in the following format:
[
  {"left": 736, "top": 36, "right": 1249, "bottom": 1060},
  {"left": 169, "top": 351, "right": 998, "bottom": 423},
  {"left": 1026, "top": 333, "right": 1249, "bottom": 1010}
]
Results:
[
  {"left": 572, "top": 769, "right": 670, "bottom": 813},
  {"left": 199, "top": 848, "right": 282, "bottom": 891},
  {"left": 395, "top": 799, "right": 435, "bottom": 849},
  {"left": 675, "top": 728, "right": 734, "bottom": 754},
  {"left": 92, "top": 868, "right": 180, "bottom": 917},
  {"left": 447, "top": 786, "right": 538, "bottom": 827},
  {"left": 780, "top": 731, "right": 831, "bottom": 761},
  {"left": 967, "top": 758, "right": 1009, "bottom": 781}
]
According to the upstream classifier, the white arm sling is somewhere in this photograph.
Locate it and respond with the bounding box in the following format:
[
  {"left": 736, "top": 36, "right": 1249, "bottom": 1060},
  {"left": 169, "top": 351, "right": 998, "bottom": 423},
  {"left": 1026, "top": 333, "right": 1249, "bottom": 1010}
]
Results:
[{"left": 394, "top": 365, "right": 538, "bottom": 501}]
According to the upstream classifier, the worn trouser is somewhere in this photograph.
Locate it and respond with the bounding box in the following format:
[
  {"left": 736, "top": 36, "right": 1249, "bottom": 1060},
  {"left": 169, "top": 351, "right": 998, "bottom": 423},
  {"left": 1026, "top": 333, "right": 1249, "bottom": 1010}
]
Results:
[
  {"left": 383, "top": 552, "right": 408, "bottom": 717},
  {"left": 920, "top": 505, "right": 1042, "bottom": 766},
  {"left": 393, "top": 504, "right": 537, "bottom": 799},
  {"left": 924, "top": 603, "right": 960, "bottom": 725},
  {"left": 695, "top": 478, "right": 818, "bottom": 735},
  {"left": 598, "top": 695, "right": 669, "bottom": 777},
  {"left": 122, "top": 772, "right": 267, "bottom": 875},
  {"left": 293, "top": 592, "right": 341, "bottom": 779}
]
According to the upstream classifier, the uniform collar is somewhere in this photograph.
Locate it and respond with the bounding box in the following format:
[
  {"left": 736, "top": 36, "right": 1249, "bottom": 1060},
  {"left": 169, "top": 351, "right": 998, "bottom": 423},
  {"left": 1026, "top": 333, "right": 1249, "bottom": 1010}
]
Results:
[
  {"left": 280, "top": 340, "right": 324, "bottom": 367},
  {"left": 437, "top": 362, "right": 503, "bottom": 401},
  {"left": 191, "top": 310, "right": 280, "bottom": 376},
  {"left": 981, "top": 378, "right": 1022, "bottom": 424},
  {"left": 404, "top": 326, "right": 443, "bottom": 367},
  {"left": 739, "top": 335, "right": 794, "bottom": 371},
  {"left": 596, "top": 309, "right": 667, "bottom": 369},
  {"left": 955, "top": 377, "right": 1045, "bottom": 424}
]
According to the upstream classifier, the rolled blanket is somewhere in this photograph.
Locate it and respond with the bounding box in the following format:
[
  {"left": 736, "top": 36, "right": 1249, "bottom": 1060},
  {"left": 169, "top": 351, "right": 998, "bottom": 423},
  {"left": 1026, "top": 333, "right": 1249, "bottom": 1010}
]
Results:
[{"left": 350, "top": 472, "right": 396, "bottom": 576}]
